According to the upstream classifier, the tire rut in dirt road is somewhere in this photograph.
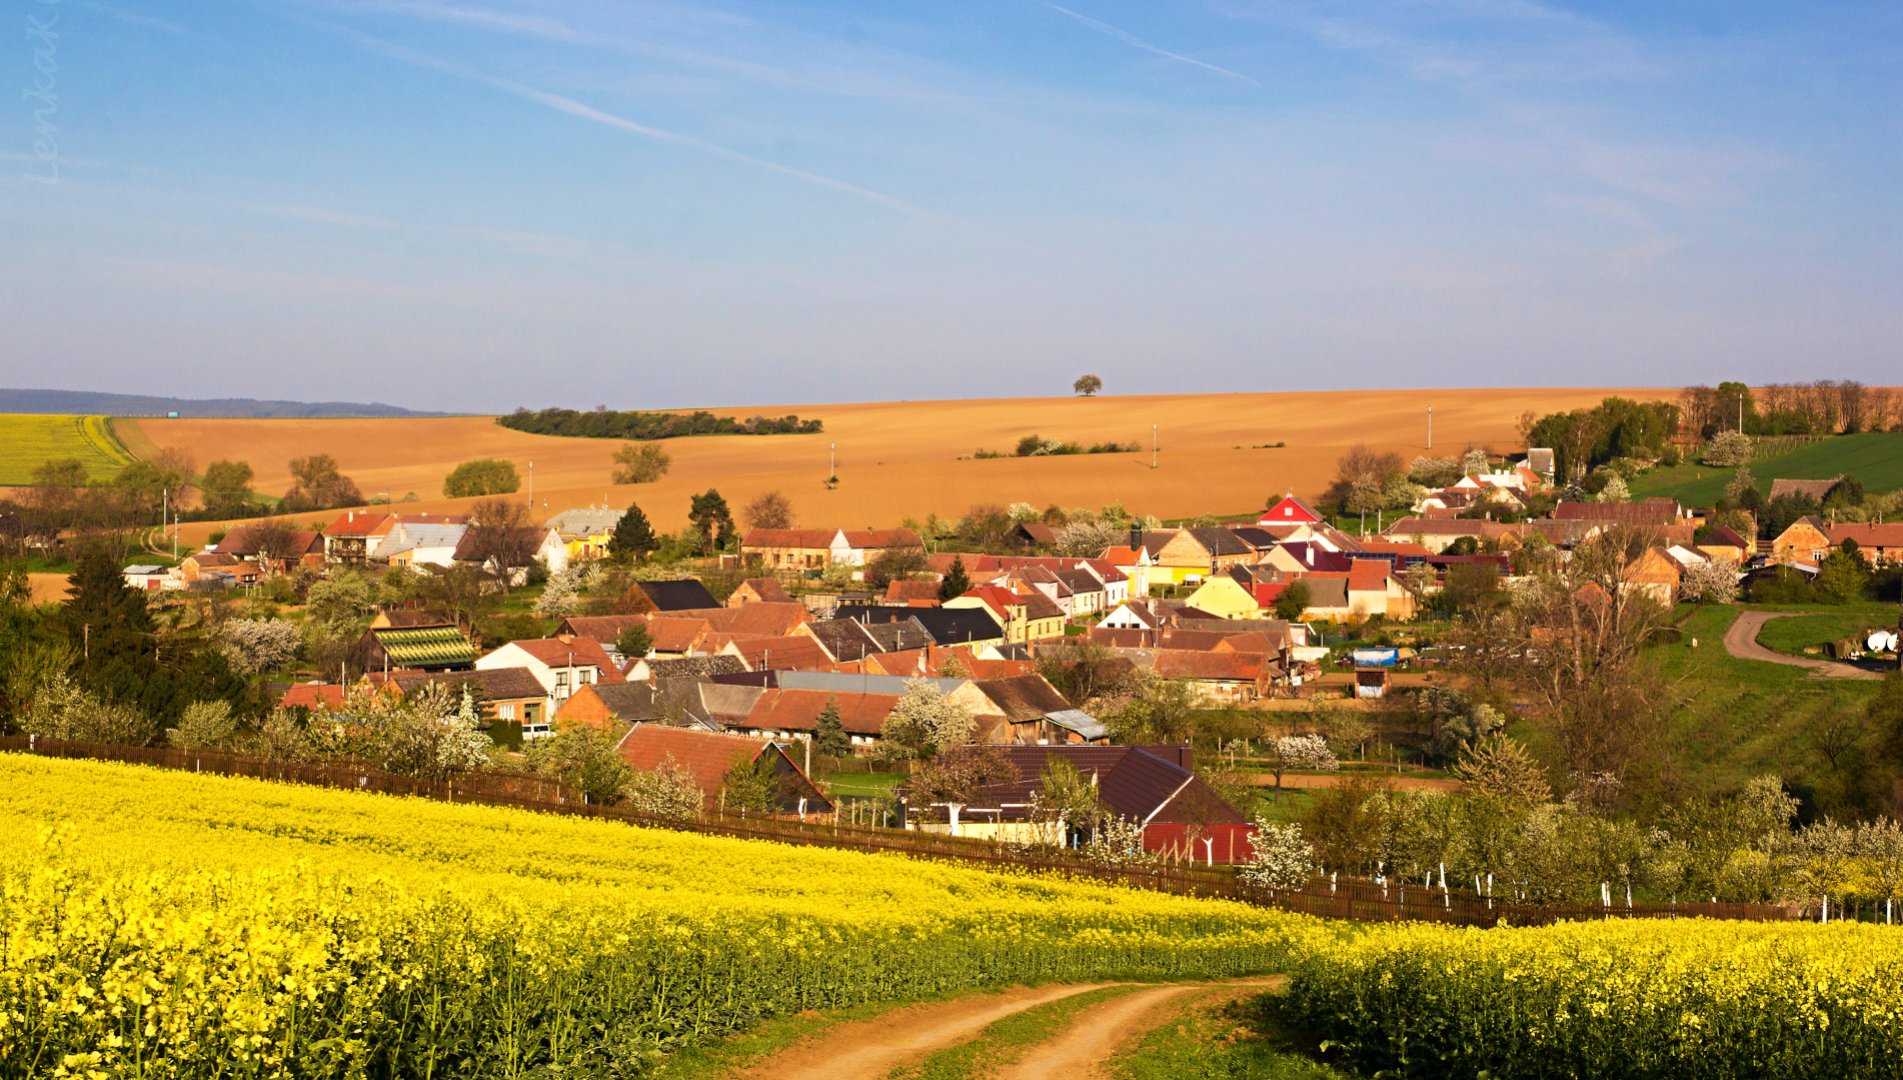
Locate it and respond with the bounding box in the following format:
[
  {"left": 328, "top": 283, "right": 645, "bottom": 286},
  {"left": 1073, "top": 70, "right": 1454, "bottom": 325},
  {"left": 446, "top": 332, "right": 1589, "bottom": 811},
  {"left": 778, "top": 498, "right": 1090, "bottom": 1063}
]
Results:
[
  {"left": 995, "top": 977, "right": 1287, "bottom": 1080},
  {"left": 732, "top": 983, "right": 1108, "bottom": 1080}
]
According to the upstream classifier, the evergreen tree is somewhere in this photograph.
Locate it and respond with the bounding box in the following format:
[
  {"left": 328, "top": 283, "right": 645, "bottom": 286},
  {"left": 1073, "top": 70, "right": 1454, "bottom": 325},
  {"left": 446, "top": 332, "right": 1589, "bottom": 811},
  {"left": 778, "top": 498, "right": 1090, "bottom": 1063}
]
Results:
[
  {"left": 937, "top": 555, "right": 971, "bottom": 602},
  {"left": 61, "top": 543, "right": 159, "bottom": 708},
  {"left": 815, "top": 696, "right": 851, "bottom": 757},
  {"left": 609, "top": 501, "right": 658, "bottom": 562},
  {"left": 688, "top": 490, "right": 736, "bottom": 555}
]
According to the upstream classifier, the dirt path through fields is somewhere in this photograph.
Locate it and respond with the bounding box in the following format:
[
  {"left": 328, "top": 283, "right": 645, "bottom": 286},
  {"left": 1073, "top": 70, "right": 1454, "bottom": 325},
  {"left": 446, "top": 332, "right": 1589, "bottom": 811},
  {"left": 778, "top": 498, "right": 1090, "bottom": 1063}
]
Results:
[
  {"left": 734, "top": 983, "right": 1109, "bottom": 1080},
  {"left": 999, "top": 976, "right": 1287, "bottom": 1080},
  {"left": 1723, "top": 611, "right": 1884, "bottom": 681}
]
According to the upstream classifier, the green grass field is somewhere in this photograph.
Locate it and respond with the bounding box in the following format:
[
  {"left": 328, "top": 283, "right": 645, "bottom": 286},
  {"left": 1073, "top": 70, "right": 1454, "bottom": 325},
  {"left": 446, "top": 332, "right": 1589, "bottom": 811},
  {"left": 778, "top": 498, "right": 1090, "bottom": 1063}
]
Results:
[
  {"left": 1630, "top": 433, "right": 1903, "bottom": 505},
  {"left": 0, "top": 414, "right": 136, "bottom": 485},
  {"left": 1752, "top": 606, "right": 1900, "bottom": 659},
  {"left": 1633, "top": 604, "right": 1883, "bottom": 803}
]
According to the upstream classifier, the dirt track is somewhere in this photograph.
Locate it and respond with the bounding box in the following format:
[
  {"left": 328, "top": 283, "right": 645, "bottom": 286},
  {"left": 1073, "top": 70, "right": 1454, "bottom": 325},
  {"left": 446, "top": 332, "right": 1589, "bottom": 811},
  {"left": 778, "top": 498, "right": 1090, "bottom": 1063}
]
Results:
[
  {"left": 735, "top": 983, "right": 1109, "bottom": 1080},
  {"left": 734, "top": 978, "right": 1282, "bottom": 1079},
  {"left": 1722, "top": 611, "right": 1884, "bottom": 682},
  {"left": 995, "top": 985, "right": 1201, "bottom": 1080}
]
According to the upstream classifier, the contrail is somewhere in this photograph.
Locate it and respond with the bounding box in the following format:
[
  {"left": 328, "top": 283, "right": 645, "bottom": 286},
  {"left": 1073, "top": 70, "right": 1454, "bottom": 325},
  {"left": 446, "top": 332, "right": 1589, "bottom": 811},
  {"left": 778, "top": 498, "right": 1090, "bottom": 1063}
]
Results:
[
  {"left": 1045, "top": 3, "right": 1258, "bottom": 86},
  {"left": 332, "top": 26, "right": 932, "bottom": 218}
]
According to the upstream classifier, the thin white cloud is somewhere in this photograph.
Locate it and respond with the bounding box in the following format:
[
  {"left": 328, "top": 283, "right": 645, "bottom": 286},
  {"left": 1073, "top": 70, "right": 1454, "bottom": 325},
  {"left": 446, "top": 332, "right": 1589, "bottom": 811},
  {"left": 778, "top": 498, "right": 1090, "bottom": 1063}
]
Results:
[
  {"left": 75, "top": 1, "right": 188, "bottom": 34},
  {"left": 330, "top": 27, "right": 934, "bottom": 218},
  {"left": 1044, "top": 4, "right": 1258, "bottom": 86}
]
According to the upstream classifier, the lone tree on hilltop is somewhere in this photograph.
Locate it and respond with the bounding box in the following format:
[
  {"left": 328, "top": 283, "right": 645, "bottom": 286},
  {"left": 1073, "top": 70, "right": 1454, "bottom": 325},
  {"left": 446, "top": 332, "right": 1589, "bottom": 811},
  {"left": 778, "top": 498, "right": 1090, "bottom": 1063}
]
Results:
[{"left": 1073, "top": 374, "right": 1103, "bottom": 397}]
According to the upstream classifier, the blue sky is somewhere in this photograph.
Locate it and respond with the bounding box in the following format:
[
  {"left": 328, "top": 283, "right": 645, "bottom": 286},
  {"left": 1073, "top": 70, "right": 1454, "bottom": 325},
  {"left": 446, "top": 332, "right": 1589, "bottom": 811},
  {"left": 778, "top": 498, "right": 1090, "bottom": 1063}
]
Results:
[{"left": 3, "top": 1, "right": 1899, "bottom": 411}]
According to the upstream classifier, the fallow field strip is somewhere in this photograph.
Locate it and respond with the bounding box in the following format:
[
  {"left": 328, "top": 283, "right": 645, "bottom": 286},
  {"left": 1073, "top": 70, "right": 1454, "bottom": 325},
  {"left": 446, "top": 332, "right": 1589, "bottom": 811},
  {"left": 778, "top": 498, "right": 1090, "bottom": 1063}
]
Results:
[{"left": 0, "top": 413, "right": 135, "bottom": 485}]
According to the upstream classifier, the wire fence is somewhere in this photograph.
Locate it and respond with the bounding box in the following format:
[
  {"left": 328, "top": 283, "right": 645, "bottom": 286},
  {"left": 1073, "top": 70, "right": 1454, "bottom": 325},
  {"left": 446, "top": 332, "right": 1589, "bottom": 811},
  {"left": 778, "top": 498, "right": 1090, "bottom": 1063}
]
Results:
[{"left": 0, "top": 737, "right": 1796, "bottom": 926}]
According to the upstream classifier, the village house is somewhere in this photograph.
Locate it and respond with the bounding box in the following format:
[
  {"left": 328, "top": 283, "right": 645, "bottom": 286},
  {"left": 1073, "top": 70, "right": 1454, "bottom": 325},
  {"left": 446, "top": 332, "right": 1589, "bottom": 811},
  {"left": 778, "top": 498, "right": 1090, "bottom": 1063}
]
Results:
[
  {"left": 1097, "top": 544, "right": 1156, "bottom": 598},
  {"left": 903, "top": 744, "right": 1254, "bottom": 862},
  {"left": 1827, "top": 523, "right": 1903, "bottom": 566},
  {"left": 369, "top": 521, "right": 468, "bottom": 569},
  {"left": 376, "top": 667, "right": 550, "bottom": 741},
  {"left": 726, "top": 688, "right": 903, "bottom": 747},
  {"left": 739, "top": 527, "right": 925, "bottom": 571},
  {"left": 1771, "top": 516, "right": 1834, "bottom": 565},
  {"left": 1182, "top": 576, "right": 1264, "bottom": 620},
  {"left": 211, "top": 526, "right": 324, "bottom": 573},
  {"left": 476, "top": 635, "right": 625, "bottom": 716},
  {"left": 628, "top": 578, "right": 723, "bottom": 612},
  {"left": 728, "top": 577, "right": 792, "bottom": 606},
  {"left": 1623, "top": 548, "right": 1684, "bottom": 605},
  {"left": 616, "top": 725, "right": 831, "bottom": 818},
  {"left": 544, "top": 507, "right": 624, "bottom": 563},
  {"left": 350, "top": 622, "right": 478, "bottom": 675}
]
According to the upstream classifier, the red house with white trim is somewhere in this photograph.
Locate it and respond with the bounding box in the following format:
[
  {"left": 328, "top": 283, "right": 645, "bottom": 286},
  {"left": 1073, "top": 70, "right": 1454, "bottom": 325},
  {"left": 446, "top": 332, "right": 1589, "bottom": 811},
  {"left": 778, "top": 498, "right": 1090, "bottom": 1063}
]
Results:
[{"left": 1259, "top": 494, "right": 1325, "bottom": 526}]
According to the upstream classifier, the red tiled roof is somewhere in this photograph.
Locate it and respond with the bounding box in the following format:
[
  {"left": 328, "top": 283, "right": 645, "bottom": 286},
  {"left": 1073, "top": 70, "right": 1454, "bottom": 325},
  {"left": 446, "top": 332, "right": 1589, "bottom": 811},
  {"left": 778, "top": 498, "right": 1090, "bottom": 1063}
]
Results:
[
  {"left": 672, "top": 603, "right": 812, "bottom": 638},
  {"left": 646, "top": 616, "right": 714, "bottom": 653},
  {"left": 742, "top": 528, "right": 837, "bottom": 549},
  {"left": 1830, "top": 523, "right": 1903, "bottom": 548},
  {"left": 325, "top": 512, "right": 396, "bottom": 538},
  {"left": 616, "top": 725, "right": 770, "bottom": 804},
  {"left": 741, "top": 689, "right": 901, "bottom": 736},
  {"left": 1347, "top": 560, "right": 1391, "bottom": 594},
  {"left": 1151, "top": 650, "right": 1266, "bottom": 682},
  {"left": 884, "top": 580, "right": 941, "bottom": 604},
  {"left": 281, "top": 683, "right": 347, "bottom": 711},
  {"left": 555, "top": 614, "right": 648, "bottom": 647},
  {"left": 735, "top": 578, "right": 793, "bottom": 603},
  {"left": 714, "top": 635, "right": 833, "bottom": 671},
  {"left": 841, "top": 528, "right": 923, "bottom": 550}
]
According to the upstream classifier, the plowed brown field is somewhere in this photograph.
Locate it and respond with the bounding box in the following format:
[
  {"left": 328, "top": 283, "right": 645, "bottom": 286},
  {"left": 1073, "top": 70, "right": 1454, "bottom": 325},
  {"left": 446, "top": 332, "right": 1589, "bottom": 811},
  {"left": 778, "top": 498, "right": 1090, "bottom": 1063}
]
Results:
[{"left": 131, "top": 388, "right": 1668, "bottom": 542}]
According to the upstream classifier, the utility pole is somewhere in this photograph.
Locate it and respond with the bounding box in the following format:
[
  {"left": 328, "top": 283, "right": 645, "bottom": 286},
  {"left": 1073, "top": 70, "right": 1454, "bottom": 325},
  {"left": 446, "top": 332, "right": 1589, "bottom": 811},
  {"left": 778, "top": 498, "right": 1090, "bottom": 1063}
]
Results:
[
  {"left": 528, "top": 461, "right": 534, "bottom": 507},
  {"left": 829, "top": 442, "right": 837, "bottom": 479},
  {"left": 1151, "top": 424, "right": 1158, "bottom": 470},
  {"left": 1427, "top": 406, "right": 1433, "bottom": 450}
]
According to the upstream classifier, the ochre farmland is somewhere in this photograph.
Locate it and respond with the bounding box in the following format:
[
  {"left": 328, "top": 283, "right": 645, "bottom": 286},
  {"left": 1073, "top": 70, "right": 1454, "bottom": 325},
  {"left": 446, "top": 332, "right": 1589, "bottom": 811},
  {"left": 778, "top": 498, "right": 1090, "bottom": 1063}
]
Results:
[{"left": 127, "top": 388, "right": 1668, "bottom": 541}]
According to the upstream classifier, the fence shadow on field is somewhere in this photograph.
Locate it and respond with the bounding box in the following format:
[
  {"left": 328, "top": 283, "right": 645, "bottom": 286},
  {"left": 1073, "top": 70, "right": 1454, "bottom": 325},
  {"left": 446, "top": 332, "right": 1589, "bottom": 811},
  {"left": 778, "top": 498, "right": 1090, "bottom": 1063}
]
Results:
[{"left": 0, "top": 737, "right": 1792, "bottom": 927}]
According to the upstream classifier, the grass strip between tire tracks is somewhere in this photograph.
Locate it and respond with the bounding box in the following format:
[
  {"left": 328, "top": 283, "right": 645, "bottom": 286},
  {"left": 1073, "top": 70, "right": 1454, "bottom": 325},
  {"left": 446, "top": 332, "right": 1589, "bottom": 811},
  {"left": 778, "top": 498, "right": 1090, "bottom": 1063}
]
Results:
[
  {"left": 1112, "top": 988, "right": 1353, "bottom": 1080},
  {"left": 887, "top": 985, "right": 1147, "bottom": 1080}
]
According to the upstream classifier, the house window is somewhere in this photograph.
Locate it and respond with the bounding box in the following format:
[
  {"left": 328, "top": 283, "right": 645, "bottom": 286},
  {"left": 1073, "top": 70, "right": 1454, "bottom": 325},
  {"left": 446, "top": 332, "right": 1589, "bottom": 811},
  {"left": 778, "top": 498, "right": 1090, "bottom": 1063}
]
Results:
[
  {"left": 554, "top": 671, "right": 569, "bottom": 687},
  {"left": 497, "top": 703, "right": 515, "bottom": 720}
]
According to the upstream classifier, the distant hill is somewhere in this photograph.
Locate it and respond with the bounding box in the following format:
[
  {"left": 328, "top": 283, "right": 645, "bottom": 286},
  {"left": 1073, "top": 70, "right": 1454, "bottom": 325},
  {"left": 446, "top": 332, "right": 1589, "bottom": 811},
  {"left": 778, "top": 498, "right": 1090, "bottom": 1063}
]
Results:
[{"left": 0, "top": 389, "right": 449, "bottom": 419}]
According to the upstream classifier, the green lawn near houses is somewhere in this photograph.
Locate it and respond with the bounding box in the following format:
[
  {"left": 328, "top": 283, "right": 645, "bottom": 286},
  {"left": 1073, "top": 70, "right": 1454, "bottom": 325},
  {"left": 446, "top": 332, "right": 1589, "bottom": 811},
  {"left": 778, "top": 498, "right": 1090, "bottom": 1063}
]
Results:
[
  {"left": 1752, "top": 605, "right": 1901, "bottom": 659},
  {"left": 819, "top": 769, "right": 906, "bottom": 798},
  {"left": 1629, "top": 432, "right": 1903, "bottom": 506}
]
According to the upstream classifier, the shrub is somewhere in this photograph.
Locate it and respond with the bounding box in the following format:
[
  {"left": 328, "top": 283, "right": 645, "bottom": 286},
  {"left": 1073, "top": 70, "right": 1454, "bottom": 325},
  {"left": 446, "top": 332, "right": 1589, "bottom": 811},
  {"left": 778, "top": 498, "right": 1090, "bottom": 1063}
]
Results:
[
  {"left": 442, "top": 458, "right": 521, "bottom": 498},
  {"left": 1703, "top": 429, "right": 1753, "bottom": 467}
]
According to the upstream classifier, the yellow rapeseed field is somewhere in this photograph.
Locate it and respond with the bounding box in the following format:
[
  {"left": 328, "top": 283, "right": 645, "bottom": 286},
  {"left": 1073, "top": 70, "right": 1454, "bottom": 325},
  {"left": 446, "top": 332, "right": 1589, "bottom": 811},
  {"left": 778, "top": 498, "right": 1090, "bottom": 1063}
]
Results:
[
  {"left": 0, "top": 755, "right": 1327, "bottom": 1078},
  {"left": 1277, "top": 917, "right": 1903, "bottom": 1079}
]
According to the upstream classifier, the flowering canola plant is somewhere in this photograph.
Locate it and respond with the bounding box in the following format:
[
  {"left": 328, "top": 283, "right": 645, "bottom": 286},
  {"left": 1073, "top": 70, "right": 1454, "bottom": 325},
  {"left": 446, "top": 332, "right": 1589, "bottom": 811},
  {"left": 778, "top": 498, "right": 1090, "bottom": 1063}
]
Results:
[
  {"left": 1276, "top": 917, "right": 1903, "bottom": 1080},
  {"left": 0, "top": 755, "right": 1327, "bottom": 1077}
]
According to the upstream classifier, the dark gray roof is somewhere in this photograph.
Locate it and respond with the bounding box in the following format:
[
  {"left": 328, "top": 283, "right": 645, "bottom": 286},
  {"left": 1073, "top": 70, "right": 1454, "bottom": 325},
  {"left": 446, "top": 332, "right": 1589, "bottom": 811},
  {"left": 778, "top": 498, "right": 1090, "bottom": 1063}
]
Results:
[
  {"left": 390, "top": 666, "right": 545, "bottom": 701},
  {"left": 832, "top": 605, "right": 1003, "bottom": 646},
  {"left": 638, "top": 579, "right": 722, "bottom": 612},
  {"left": 1188, "top": 527, "right": 1254, "bottom": 557},
  {"left": 807, "top": 619, "right": 885, "bottom": 661}
]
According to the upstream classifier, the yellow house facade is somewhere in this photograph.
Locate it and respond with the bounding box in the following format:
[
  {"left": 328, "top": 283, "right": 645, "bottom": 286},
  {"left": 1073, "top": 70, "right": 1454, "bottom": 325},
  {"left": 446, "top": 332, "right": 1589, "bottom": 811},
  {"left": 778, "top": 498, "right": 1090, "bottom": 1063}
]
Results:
[{"left": 1182, "top": 577, "right": 1263, "bottom": 620}]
